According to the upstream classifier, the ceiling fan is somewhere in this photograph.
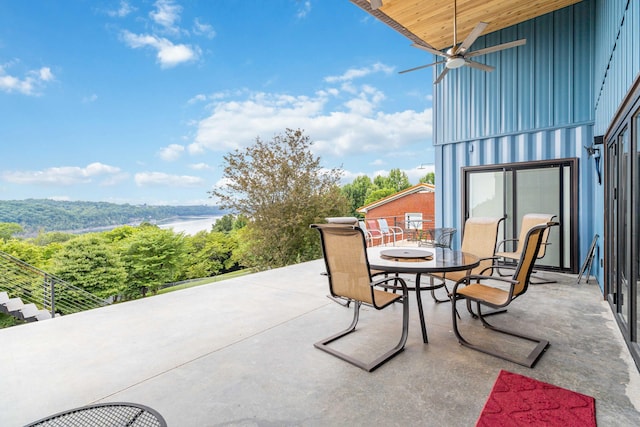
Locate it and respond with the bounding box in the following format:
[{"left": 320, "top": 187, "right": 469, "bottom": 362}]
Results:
[{"left": 399, "top": 0, "right": 527, "bottom": 84}]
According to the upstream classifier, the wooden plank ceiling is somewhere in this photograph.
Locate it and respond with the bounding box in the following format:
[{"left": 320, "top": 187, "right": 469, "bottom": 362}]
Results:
[{"left": 351, "top": 0, "right": 583, "bottom": 50}]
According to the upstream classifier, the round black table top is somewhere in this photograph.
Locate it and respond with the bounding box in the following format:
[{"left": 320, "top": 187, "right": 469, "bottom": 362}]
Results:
[
  {"left": 368, "top": 246, "right": 480, "bottom": 274},
  {"left": 25, "top": 402, "right": 167, "bottom": 427}
]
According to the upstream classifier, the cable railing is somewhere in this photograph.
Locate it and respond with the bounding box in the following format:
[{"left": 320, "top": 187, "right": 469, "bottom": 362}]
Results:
[{"left": 0, "top": 250, "right": 109, "bottom": 318}]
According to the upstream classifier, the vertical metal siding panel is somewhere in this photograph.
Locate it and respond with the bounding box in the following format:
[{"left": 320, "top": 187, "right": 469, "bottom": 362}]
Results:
[
  {"left": 518, "top": 20, "right": 536, "bottom": 130},
  {"left": 535, "top": 14, "right": 554, "bottom": 129},
  {"left": 471, "top": 37, "right": 487, "bottom": 139},
  {"left": 501, "top": 26, "right": 519, "bottom": 134},
  {"left": 554, "top": 8, "right": 573, "bottom": 125},
  {"left": 573, "top": 1, "right": 594, "bottom": 122},
  {"left": 485, "top": 32, "right": 502, "bottom": 135}
]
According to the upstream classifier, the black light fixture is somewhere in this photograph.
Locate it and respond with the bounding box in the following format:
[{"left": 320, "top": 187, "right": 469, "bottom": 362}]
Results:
[{"left": 585, "top": 143, "right": 601, "bottom": 185}]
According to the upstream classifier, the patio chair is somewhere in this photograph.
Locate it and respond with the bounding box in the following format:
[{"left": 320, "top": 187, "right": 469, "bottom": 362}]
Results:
[
  {"left": 311, "top": 223, "right": 409, "bottom": 372},
  {"left": 377, "top": 218, "right": 404, "bottom": 245},
  {"left": 450, "top": 221, "right": 559, "bottom": 368},
  {"left": 359, "top": 220, "right": 383, "bottom": 246},
  {"left": 366, "top": 219, "right": 391, "bottom": 246},
  {"left": 495, "top": 213, "right": 557, "bottom": 284},
  {"left": 428, "top": 217, "right": 504, "bottom": 303},
  {"left": 418, "top": 227, "right": 457, "bottom": 248}
]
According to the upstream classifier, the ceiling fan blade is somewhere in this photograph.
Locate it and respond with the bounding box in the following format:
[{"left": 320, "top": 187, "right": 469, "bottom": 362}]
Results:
[
  {"left": 464, "top": 60, "right": 495, "bottom": 72},
  {"left": 411, "top": 43, "right": 450, "bottom": 59},
  {"left": 434, "top": 67, "right": 450, "bottom": 85},
  {"left": 399, "top": 60, "right": 447, "bottom": 74},
  {"left": 466, "top": 39, "right": 527, "bottom": 58},
  {"left": 455, "top": 22, "right": 488, "bottom": 55}
]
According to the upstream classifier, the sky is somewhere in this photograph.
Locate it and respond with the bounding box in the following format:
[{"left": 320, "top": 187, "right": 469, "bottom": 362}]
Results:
[{"left": 0, "top": 0, "right": 435, "bottom": 206}]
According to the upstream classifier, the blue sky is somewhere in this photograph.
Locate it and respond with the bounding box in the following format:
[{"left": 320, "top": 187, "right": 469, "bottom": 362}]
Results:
[{"left": 0, "top": 0, "right": 435, "bottom": 206}]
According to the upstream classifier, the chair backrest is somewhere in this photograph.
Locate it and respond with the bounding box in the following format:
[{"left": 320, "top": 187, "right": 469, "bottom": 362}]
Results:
[
  {"left": 366, "top": 219, "right": 382, "bottom": 234},
  {"left": 311, "top": 224, "right": 374, "bottom": 305},
  {"left": 515, "top": 213, "right": 556, "bottom": 257},
  {"left": 511, "top": 222, "right": 558, "bottom": 297},
  {"left": 460, "top": 217, "right": 504, "bottom": 275},
  {"left": 432, "top": 227, "right": 457, "bottom": 248},
  {"left": 377, "top": 218, "right": 391, "bottom": 233},
  {"left": 325, "top": 216, "right": 359, "bottom": 226}
]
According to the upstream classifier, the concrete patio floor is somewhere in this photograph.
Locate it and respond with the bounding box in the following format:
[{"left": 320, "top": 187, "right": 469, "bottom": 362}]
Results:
[{"left": 1, "top": 258, "right": 639, "bottom": 426}]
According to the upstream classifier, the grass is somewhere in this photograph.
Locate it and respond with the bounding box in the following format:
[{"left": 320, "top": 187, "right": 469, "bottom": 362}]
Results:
[{"left": 157, "top": 268, "right": 256, "bottom": 295}]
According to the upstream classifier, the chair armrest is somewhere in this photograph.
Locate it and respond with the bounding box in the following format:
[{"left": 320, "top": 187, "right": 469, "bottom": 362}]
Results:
[
  {"left": 371, "top": 276, "right": 408, "bottom": 293},
  {"left": 496, "top": 238, "right": 518, "bottom": 252}
]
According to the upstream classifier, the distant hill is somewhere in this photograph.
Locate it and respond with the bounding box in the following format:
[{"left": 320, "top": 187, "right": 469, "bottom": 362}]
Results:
[{"left": 0, "top": 199, "right": 224, "bottom": 236}]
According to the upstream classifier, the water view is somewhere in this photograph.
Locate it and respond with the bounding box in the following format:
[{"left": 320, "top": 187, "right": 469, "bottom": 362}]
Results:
[{"left": 157, "top": 216, "right": 222, "bottom": 235}]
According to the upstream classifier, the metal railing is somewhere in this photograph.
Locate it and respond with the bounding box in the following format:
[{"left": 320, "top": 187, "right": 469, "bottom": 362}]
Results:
[{"left": 0, "top": 250, "right": 109, "bottom": 318}]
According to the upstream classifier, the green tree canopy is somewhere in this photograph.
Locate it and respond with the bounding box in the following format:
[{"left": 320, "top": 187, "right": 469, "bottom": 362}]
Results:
[
  {"left": 119, "top": 225, "right": 186, "bottom": 298},
  {"left": 50, "top": 234, "right": 127, "bottom": 299},
  {"left": 341, "top": 175, "right": 373, "bottom": 217},
  {"left": 0, "top": 222, "right": 23, "bottom": 241},
  {"left": 420, "top": 172, "right": 435, "bottom": 184},
  {"left": 209, "top": 128, "right": 349, "bottom": 269}
]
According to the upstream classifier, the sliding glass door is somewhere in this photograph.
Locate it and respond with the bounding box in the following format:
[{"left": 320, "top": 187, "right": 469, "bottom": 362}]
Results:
[{"left": 463, "top": 159, "right": 576, "bottom": 272}]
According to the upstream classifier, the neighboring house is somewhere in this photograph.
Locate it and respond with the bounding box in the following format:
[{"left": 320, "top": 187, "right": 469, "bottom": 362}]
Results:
[
  {"left": 352, "top": 0, "right": 640, "bottom": 369},
  {"left": 356, "top": 183, "right": 435, "bottom": 231}
]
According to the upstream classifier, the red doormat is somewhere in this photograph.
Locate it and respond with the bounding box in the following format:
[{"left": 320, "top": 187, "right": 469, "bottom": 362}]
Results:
[{"left": 476, "top": 370, "right": 596, "bottom": 426}]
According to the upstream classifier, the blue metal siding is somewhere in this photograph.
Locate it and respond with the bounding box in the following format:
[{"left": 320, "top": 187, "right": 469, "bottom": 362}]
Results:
[
  {"left": 434, "top": 1, "right": 595, "bottom": 145},
  {"left": 594, "top": 0, "right": 640, "bottom": 136}
]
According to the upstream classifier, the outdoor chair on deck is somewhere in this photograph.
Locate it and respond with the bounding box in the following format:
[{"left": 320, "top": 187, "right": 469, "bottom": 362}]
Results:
[
  {"left": 377, "top": 218, "right": 404, "bottom": 245},
  {"left": 428, "top": 217, "right": 504, "bottom": 303},
  {"left": 450, "top": 221, "right": 559, "bottom": 368},
  {"left": 366, "top": 219, "right": 392, "bottom": 246},
  {"left": 495, "top": 213, "right": 557, "bottom": 284},
  {"left": 418, "top": 227, "right": 457, "bottom": 248},
  {"left": 311, "top": 223, "right": 409, "bottom": 372},
  {"left": 359, "top": 220, "right": 383, "bottom": 247}
]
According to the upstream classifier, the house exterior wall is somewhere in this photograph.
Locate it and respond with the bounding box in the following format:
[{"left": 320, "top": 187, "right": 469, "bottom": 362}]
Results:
[
  {"left": 364, "top": 192, "right": 435, "bottom": 228},
  {"left": 433, "top": 0, "right": 602, "bottom": 283}
]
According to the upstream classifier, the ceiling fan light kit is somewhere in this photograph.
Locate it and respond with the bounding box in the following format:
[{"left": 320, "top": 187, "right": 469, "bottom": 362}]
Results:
[{"left": 399, "top": 0, "right": 526, "bottom": 84}]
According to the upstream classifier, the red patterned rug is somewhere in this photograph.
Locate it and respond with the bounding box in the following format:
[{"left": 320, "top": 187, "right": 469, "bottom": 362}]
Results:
[{"left": 476, "top": 370, "right": 596, "bottom": 426}]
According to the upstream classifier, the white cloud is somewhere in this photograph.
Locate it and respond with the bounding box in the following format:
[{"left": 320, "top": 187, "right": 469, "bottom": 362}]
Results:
[
  {"left": 121, "top": 30, "right": 199, "bottom": 68},
  {"left": 1, "top": 162, "right": 122, "bottom": 186},
  {"left": 0, "top": 63, "right": 55, "bottom": 96},
  {"left": 107, "top": 1, "right": 135, "bottom": 17},
  {"left": 82, "top": 93, "right": 98, "bottom": 103},
  {"left": 193, "top": 18, "right": 216, "bottom": 39},
  {"left": 158, "top": 143, "right": 185, "bottom": 161},
  {"left": 188, "top": 74, "right": 432, "bottom": 159},
  {"left": 189, "top": 163, "right": 213, "bottom": 171},
  {"left": 324, "top": 62, "right": 394, "bottom": 83},
  {"left": 150, "top": 0, "right": 182, "bottom": 33},
  {"left": 134, "top": 172, "right": 204, "bottom": 187},
  {"left": 296, "top": 1, "right": 312, "bottom": 19}
]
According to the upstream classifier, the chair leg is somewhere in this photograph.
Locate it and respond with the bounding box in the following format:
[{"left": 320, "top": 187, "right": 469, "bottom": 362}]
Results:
[
  {"left": 314, "top": 297, "right": 409, "bottom": 372},
  {"left": 451, "top": 298, "right": 550, "bottom": 368},
  {"left": 429, "top": 276, "right": 451, "bottom": 303}
]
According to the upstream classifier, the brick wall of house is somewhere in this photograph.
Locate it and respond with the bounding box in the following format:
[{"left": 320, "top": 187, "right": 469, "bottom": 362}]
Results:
[{"left": 366, "top": 192, "right": 435, "bottom": 228}]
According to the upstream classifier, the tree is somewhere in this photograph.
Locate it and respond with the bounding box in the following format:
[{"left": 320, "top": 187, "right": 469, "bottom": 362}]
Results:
[
  {"left": 0, "top": 222, "right": 23, "bottom": 241},
  {"left": 209, "top": 128, "right": 349, "bottom": 269},
  {"left": 420, "top": 172, "right": 435, "bottom": 184},
  {"left": 50, "top": 234, "right": 127, "bottom": 299},
  {"left": 341, "top": 175, "right": 373, "bottom": 216},
  {"left": 119, "top": 224, "right": 186, "bottom": 298},
  {"left": 183, "top": 230, "right": 239, "bottom": 279},
  {"left": 387, "top": 168, "right": 412, "bottom": 192}
]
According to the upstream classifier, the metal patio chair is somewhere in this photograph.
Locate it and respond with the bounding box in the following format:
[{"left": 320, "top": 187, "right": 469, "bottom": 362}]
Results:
[
  {"left": 377, "top": 218, "right": 404, "bottom": 245},
  {"left": 428, "top": 217, "right": 504, "bottom": 303},
  {"left": 495, "top": 213, "right": 557, "bottom": 284},
  {"left": 311, "top": 223, "right": 409, "bottom": 372},
  {"left": 450, "top": 221, "right": 559, "bottom": 368}
]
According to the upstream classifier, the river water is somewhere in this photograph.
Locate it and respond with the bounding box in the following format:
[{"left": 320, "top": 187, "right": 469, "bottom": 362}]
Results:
[{"left": 157, "top": 216, "right": 222, "bottom": 235}]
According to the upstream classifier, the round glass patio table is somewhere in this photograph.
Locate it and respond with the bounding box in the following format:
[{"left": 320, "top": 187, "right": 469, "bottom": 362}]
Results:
[{"left": 367, "top": 246, "right": 480, "bottom": 344}]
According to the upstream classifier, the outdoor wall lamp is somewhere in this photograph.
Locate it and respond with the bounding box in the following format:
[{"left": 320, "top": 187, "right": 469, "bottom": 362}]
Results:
[{"left": 585, "top": 144, "right": 601, "bottom": 185}]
